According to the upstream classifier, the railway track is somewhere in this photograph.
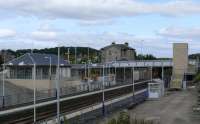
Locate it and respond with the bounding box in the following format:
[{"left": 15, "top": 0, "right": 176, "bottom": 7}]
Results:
[{"left": 0, "top": 81, "right": 149, "bottom": 124}]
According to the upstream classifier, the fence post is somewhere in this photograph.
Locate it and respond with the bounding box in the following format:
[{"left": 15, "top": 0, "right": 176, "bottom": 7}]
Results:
[
  {"left": 102, "top": 64, "right": 105, "bottom": 116},
  {"left": 132, "top": 67, "right": 135, "bottom": 103},
  {"left": 2, "top": 96, "right": 5, "bottom": 108}
]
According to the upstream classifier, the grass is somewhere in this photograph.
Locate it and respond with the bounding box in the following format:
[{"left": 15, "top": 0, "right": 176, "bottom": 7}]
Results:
[{"left": 106, "top": 111, "right": 160, "bottom": 124}]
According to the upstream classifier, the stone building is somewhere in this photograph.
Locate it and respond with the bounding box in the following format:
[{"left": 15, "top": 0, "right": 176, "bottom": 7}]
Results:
[{"left": 100, "top": 42, "right": 136, "bottom": 62}]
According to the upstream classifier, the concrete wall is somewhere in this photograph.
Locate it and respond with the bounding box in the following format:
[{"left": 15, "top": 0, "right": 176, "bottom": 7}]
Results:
[
  {"left": 171, "top": 43, "right": 188, "bottom": 89},
  {"left": 173, "top": 43, "right": 188, "bottom": 74},
  {"left": 6, "top": 79, "right": 52, "bottom": 90},
  {"left": 6, "top": 78, "right": 82, "bottom": 91}
]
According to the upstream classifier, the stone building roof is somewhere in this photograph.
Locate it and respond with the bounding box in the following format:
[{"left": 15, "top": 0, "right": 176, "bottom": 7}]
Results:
[
  {"left": 100, "top": 43, "right": 135, "bottom": 51},
  {"left": 5, "top": 53, "right": 69, "bottom": 66}
]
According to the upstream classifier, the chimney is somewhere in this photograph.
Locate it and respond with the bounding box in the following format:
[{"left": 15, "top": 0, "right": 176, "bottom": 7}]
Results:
[{"left": 124, "top": 42, "right": 129, "bottom": 46}]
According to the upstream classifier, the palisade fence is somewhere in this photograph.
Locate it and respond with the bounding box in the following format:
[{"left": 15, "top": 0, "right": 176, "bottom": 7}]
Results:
[{"left": 0, "top": 65, "right": 152, "bottom": 109}]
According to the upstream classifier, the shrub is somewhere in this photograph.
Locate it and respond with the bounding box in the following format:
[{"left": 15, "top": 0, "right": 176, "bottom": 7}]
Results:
[
  {"left": 107, "top": 118, "right": 117, "bottom": 124},
  {"left": 116, "top": 112, "right": 130, "bottom": 124}
]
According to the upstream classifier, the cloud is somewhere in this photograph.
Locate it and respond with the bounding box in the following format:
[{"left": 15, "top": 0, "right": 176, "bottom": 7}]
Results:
[
  {"left": 0, "top": 0, "right": 200, "bottom": 22},
  {"left": 157, "top": 26, "right": 200, "bottom": 55},
  {"left": 0, "top": 29, "right": 16, "bottom": 38},
  {"left": 30, "top": 23, "right": 62, "bottom": 41},
  {"left": 0, "top": 28, "right": 179, "bottom": 57},
  {"left": 31, "top": 31, "right": 57, "bottom": 41},
  {"left": 78, "top": 20, "right": 114, "bottom": 26},
  {"left": 158, "top": 26, "right": 200, "bottom": 39}
]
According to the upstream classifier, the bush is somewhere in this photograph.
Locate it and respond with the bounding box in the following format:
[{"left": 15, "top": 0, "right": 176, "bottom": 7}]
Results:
[
  {"left": 64, "top": 116, "right": 69, "bottom": 124},
  {"left": 107, "top": 118, "right": 117, "bottom": 124},
  {"left": 116, "top": 112, "right": 130, "bottom": 124},
  {"left": 193, "top": 72, "right": 200, "bottom": 83},
  {"left": 106, "top": 111, "right": 159, "bottom": 124}
]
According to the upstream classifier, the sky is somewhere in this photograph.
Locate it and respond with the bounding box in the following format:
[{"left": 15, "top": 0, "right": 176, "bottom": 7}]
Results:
[{"left": 0, "top": 0, "right": 200, "bottom": 57}]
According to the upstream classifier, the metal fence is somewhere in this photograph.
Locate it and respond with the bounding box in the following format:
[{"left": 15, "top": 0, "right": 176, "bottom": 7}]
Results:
[
  {"left": 0, "top": 79, "right": 134, "bottom": 108},
  {"left": 0, "top": 64, "right": 154, "bottom": 109}
]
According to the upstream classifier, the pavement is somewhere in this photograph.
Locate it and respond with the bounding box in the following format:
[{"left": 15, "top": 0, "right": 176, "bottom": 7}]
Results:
[
  {"left": 128, "top": 88, "right": 200, "bottom": 124},
  {"left": 97, "top": 88, "right": 200, "bottom": 124}
]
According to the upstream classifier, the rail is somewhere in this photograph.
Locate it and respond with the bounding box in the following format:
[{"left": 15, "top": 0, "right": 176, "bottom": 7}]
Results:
[
  {"left": 0, "top": 79, "right": 150, "bottom": 116},
  {"left": 0, "top": 79, "right": 149, "bottom": 110}
]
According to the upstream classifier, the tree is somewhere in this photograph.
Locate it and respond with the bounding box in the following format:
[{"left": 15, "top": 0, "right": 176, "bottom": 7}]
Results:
[{"left": 136, "top": 54, "right": 157, "bottom": 60}]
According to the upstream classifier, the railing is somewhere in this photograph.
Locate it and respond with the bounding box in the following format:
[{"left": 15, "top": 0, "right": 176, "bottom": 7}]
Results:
[
  {"left": 78, "top": 59, "right": 198, "bottom": 68},
  {"left": 88, "top": 60, "right": 173, "bottom": 68}
]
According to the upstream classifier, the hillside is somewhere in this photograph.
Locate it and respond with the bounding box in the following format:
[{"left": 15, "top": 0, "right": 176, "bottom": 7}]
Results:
[{"left": 0, "top": 46, "right": 101, "bottom": 64}]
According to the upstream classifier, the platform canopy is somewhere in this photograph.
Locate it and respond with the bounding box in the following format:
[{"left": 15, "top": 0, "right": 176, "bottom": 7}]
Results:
[{"left": 5, "top": 53, "right": 69, "bottom": 66}]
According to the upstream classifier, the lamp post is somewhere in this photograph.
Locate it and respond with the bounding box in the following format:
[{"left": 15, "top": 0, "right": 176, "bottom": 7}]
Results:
[
  {"left": 29, "top": 54, "right": 36, "bottom": 123},
  {"left": 88, "top": 46, "right": 89, "bottom": 63},
  {"left": 115, "top": 61, "right": 117, "bottom": 84},
  {"left": 75, "top": 47, "right": 77, "bottom": 64},
  {"left": 151, "top": 66, "right": 153, "bottom": 81},
  {"left": 2, "top": 54, "right": 5, "bottom": 108},
  {"left": 82, "top": 62, "right": 87, "bottom": 80},
  {"left": 140, "top": 40, "right": 144, "bottom": 60},
  {"left": 33, "top": 63, "right": 36, "bottom": 123},
  {"left": 45, "top": 56, "right": 52, "bottom": 80},
  {"left": 102, "top": 64, "right": 105, "bottom": 116},
  {"left": 132, "top": 66, "right": 135, "bottom": 102},
  {"left": 67, "top": 48, "right": 70, "bottom": 63},
  {"left": 124, "top": 66, "right": 126, "bottom": 84},
  {"left": 56, "top": 46, "right": 61, "bottom": 124}
]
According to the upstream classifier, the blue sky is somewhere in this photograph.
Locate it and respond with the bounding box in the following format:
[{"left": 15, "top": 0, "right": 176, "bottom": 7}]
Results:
[{"left": 0, "top": 0, "right": 200, "bottom": 57}]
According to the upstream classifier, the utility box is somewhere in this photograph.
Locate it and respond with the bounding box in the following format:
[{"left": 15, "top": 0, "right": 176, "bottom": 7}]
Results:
[{"left": 148, "top": 79, "right": 164, "bottom": 99}]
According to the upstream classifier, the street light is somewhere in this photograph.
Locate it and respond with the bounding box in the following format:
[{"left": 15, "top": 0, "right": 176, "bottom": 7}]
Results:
[
  {"left": 102, "top": 64, "right": 105, "bottom": 116},
  {"left": 67, "top": 48, "right": 70, "bottom": 63},
  {"left": 29, "top": 54, "right": 36, "bottom": 123},
  {"left": 75, "top": 47, "right": 77, "bottom": 64},
  {"left": 82, "top": 62, "right": 87, "bottom": 80},
  {"left": 2, "top": 54, "right": 5, "bottom": 108},
  {"left": 45, "top": 56, "right": 52, "bottom": 80},
  {"left": 115, "top": 61, "right": 117, "bottom": 84},
  {"left": 56, "top": 46, "right": 61, "bottom": 124},
  {"left": 132, "top": 66, "right": 135, "bottom": 102}
]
